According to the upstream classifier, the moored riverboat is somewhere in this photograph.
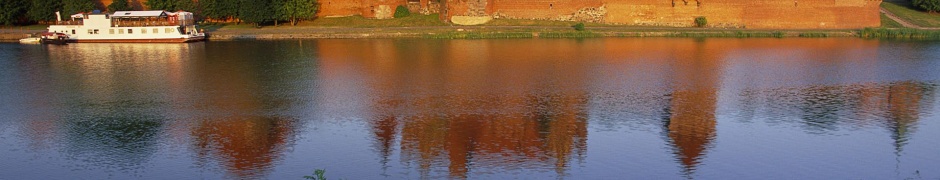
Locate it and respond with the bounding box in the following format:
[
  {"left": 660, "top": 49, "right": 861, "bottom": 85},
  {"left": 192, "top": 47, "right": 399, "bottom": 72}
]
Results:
[{"left": 47, "top": 10, "right": 205, "bottom": 43}]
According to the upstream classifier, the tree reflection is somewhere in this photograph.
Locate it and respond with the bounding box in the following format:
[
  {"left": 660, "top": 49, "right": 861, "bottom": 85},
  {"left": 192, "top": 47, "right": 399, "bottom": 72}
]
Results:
[{"left": 188, "top": 41, "right": 306, "bottom": 179}]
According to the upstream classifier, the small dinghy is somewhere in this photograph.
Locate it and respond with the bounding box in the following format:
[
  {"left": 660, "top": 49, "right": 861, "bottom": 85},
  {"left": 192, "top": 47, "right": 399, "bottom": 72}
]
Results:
[{"left": 19, "top": 37, "right": 41, "bottom": 44}]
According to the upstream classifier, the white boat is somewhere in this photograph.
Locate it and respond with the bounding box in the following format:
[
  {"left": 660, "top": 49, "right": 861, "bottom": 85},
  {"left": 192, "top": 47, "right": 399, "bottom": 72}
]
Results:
[
  {"left": 19, "top": 37, "right": 40, "bottom": 44},
  {"left": 47, "top": 10, "right": 206, "bottom": 43}
]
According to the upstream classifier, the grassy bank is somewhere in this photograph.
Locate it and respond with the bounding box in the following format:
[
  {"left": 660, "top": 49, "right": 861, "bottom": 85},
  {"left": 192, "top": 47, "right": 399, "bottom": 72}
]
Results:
[
  {"left": 881, "top": 14, "right": 906, "bottom": 28},
  {"left": 301, "top": 14, "right": 447, "bottom": 27},
  {"left": 881, "top": 1, "right": 940, "bottom": 28},
  {"left": 859, "top": 27, "right": 940, "bottom": 40}
]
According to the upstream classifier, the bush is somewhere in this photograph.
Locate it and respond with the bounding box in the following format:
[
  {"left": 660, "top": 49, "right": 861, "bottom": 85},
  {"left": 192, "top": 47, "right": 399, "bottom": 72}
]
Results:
[
  {"left": 695, "top": 16, "right": 707, "bottom": 27},
  {"left": 572, "top": 22, "right": 585, "bottom": 31},
  {"left": 912, "top": 0, "right": 940, "bottom": 13},
  {"left": 394, "top": 5, "right": 410, "bottom": 18}
]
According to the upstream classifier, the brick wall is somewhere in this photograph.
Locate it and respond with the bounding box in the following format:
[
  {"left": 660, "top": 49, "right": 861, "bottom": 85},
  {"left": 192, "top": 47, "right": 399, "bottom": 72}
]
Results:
[
  {"left": 98, "top": 0, "right": 880, "bottom": 29},
  {"left": 602, "top": 0, "right": 880, "bottom": 29},
  {"left": 443, "top": 0, "right": 879, "bottom": 29},
  {"left": 490, "top": 0, "right": 603, "bottom": 20},
  {"left": 319, "top": 0, "right": 366, "bottom": 17}
]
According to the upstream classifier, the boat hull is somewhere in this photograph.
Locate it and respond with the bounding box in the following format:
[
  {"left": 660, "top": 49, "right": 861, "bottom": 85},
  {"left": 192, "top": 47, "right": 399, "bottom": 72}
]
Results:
[{"left": 70, "top": 37, "right": 205, "bottom": 43}]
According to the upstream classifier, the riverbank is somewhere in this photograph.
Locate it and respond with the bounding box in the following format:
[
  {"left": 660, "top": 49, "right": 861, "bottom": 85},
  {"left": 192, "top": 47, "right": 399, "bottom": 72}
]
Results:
[
  {"left": 5, "top": 26, "right": 938, "bottom": 41},
  {"left": 203, "top": 26, "right": 865, "bottom": 40}
]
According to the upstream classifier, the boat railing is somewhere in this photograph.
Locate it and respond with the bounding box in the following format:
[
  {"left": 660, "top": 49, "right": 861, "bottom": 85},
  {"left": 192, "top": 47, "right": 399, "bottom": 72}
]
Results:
[
  {"left": 113, "top": 20, "right": 180, "bottom": 27},
  {"left": 54, "top": 21, "right": 84, "bottom": 25}
]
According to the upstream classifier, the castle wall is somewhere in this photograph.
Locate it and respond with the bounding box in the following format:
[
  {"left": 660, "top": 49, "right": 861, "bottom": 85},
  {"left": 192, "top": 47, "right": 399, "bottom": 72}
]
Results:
[
  {"left": 96, "top": 0, "right": 881, "bottom": 29},
  {"left": 602, "top": 0, "right": 880, "bottom": 29},
  {"left": 444, "top": 0, "right": 880, "bottom": 29}
]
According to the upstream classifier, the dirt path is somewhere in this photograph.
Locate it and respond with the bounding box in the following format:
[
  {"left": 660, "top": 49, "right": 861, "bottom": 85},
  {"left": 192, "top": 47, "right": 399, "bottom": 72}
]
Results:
[{"left": 880, "top": 7, "right": 940, "bottom": 30}]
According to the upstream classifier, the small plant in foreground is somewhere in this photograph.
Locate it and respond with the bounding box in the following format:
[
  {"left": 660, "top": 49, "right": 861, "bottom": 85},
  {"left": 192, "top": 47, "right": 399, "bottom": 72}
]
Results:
[
  {"left": 572, "top": 22, "right": 585, "bottom": 31},
  {"left": 695, "top": 16, "right": 708, "bottom": 27},
  {"left": 303, "top": 169, "right": 327, "bottom": 180},
  {"left": 394, "top": 5, "right": 411, "bottom": 18}
]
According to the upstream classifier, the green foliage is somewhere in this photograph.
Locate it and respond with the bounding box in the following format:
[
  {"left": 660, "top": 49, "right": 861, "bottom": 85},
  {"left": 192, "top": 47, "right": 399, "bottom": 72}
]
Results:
[
  {"left": 306, "top": 14, "right": 446, "bottom": 27},
  {"left": 394, "top": 5, "right": 410, "bottom": 18},
  {"left": 107, "top": 0, "right": 133, "bottom": 12},
  {"left": 62, "top": 0, "right": 96, "bottom": 16},
  {"left": 303, "top": 169, "right": 327, "bottom": 180},
  {"left": 27, "top": 0, "right": 61, "bottom": 22},
  {"left": 147, "top": 0, "right": 196, "bottom": 11},
  {"left": 276, "top": 0, "right": 319, "bottom": 26},
  {"left": 541, "top": 31, "right": 601, "bottom": 38},
  {"left": 238, "top": 0, "right": 274, "bottom": 26},
  {"left": 0, "top": 0, "right": 29, "bottom": 25},
  {"left": 202, "top": 0, "right": 240, "bottom": 21},
  {"left": 425, "top": 32, "right": 533, "bottom": 39},
  {"left": 572, "top": 22, "right": 585, "bottom": 31},
  {"left": 668, "top": 31, "right": 787, "bottom": 38},
  {"left": 695, "top": 16, "right": 707, "bottom": 27},
  {"left": 882, "top": 2, "right": 940, "bottom": 27},
  {"left": 859, "top": 27, "right": 940, "bottom": 40},
  {"left": 912, "top": 0, "right": 940, "bottom": 12},
  {"left": 798, "top": 32, "right": 829, "bottom": 38}
]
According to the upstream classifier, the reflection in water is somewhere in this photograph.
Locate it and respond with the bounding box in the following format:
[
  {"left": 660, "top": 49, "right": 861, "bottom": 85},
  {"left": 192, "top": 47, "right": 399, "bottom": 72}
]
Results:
[
  {"left": 0, "top": 42, "right": 305, "bottom": 179},
  {"left": 664, "top": 40, "right": 721, "bottom": 176},
  {"left": 318, "top": 39, "right": 594, "bottom": 179},
  {"left": 43, "top": 43, "right": 193, "bottom": 169},
  {"left": 1, "top": 39, "right": 940, "bottom": 179}
]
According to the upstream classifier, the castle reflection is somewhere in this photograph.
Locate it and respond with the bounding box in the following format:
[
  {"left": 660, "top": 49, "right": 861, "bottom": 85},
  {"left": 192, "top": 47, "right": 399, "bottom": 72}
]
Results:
[
  {"left": 662, "top": 40, "right": 721, "bottom": 175},
  {"left": 315, "top": 39, "right": 593, "bottom": 178},
  {"left": 2, "top": 38, "right": 937, "bottom": 179}
]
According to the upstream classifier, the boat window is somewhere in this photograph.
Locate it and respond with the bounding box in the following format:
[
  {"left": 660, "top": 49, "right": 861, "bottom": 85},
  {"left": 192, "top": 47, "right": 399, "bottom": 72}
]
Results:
[
  {"left": 88, "top": 29, "right": 93, "bottom": 34},
  {"left": 142, "top": 28, "right": 147, "bottom": 34},
  {"left": 128, "top": 29, "right": 133, "bottom": 34},
  {"left": 119, "top": 29, "right": 124, "bottom": 34},
  {"left": 94, "top": 29, "right": 99, "bottom": 34},
  {"left": 109, "top": 29, "right": 114, "bottom": 34},
  {"left": 71, "top": 30, "right": 76, "bottom": 34},
  {"left": 154, "top": 28, "right": 159, "bottom": 33}
]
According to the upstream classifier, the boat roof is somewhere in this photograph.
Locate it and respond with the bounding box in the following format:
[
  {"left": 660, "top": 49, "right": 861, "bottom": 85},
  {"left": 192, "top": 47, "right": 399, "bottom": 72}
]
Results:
[{"left": 111, "top": 11, "right": 167, "bottom": 18}]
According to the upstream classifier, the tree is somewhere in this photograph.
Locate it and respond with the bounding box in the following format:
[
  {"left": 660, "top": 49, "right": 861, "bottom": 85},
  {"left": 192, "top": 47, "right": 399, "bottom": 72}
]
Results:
[
  {"left": 201, "top": 0, "right": 242, "bottom": 22},
  {"left": 0, "top": 0, "right": 30, "bottom": 25},
  {"left": 276, "top": 0, "right": 318, "bottom": 26},
  {"left": 238, "top": 0, "right": 274, "bottom": 27},
  {"left": 913, "top": 0, "right": 940, "bottom": 13},
  {"left": 146, "top": 0, "right": 172, "bottom": 10},
  {"left": 27, "top": 0, "right": 62, "bottom": 23},
  {"left": 108, "top": 0, "right": 133, "bottom": 12},
  {"left": 62, "top": 0, "right": 96, "bottom": 16},
  {"left": 147, "top": 0, "right": 196, "bottom": 12}
]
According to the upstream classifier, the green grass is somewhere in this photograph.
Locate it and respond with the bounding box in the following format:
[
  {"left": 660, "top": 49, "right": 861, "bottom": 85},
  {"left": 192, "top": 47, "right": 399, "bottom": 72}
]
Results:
[
  {"left": 859, "top": 27, "right": 940, "bottom": 40},
  {"left": 798, "top": 32, "right": 830, "bottom": 38},
  {"left": 881, "top": 1, "right": 940, "bottom": 27},
  {"left": 425, "top": 31, "right": 534, "bottom": 39},
  {"left": 540, "top": 31, "right": 601, "bottom": 38},
  {"left": 881, "top": 13, "right": 906, "bottom": 28},
  {"left": 482, "top": 18, "right": 608, "bottom": 27},
  {"left": 302, "top": 14, "right": 447, "bottom": 27},
  {"left": 667, "top": 31, "right": 786, "bottom": 38}
]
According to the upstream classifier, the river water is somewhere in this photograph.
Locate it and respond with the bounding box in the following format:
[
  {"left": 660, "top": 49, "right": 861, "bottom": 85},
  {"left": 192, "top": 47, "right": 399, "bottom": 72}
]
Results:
[{"left": 1, "top": 38, "right": 939, "bottom": 179}]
